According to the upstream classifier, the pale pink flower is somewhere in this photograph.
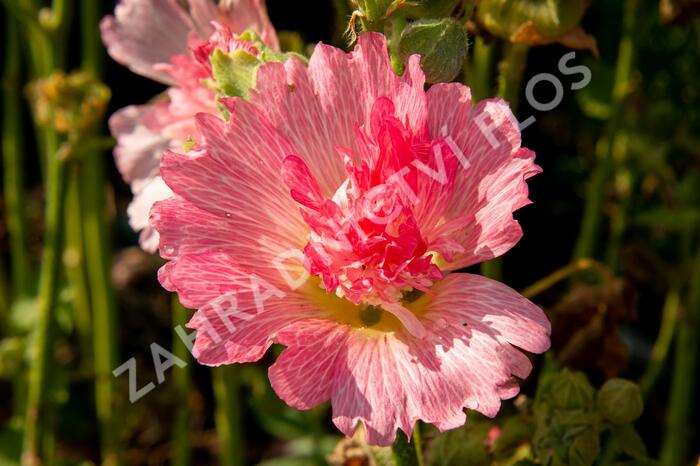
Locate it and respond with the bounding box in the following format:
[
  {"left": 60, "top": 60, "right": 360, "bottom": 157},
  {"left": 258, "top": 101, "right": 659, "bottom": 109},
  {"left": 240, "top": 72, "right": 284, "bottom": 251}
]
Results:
[
  {"left": 102, "top": 0, "right": 277, "bottom": 252},
  {"left": 151, "top": 33, "right": 551, "bottom": 445}
]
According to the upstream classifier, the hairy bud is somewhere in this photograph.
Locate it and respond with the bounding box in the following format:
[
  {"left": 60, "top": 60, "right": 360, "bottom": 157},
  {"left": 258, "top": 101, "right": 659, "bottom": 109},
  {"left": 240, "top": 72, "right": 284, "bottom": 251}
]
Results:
[{"left": 398, "top": 18, "right": 468, "bottom": 83}]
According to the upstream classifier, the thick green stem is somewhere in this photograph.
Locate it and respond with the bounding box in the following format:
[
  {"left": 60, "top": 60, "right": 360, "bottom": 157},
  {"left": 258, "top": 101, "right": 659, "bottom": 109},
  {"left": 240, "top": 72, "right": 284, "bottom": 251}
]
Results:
[
  {"left": 572, "top": 0, "right": 638, "bottom": 261},
  {"left": 391, "top": 426, "right": 423, "bottom": 466},
  {"left": 172, "top": 297, "right": 192, "bottom": 466},
  {"left": 80, "top": 2, "right": 122, "bottom": 465},
  {"left": 212, "top": 367, "right": 245, "bottom": 466},
  {"left": 22, "top": 137, "right": 67, "bottom": 466},
  {"left": 660, "top": 242, "right": 700, "bottom": 466},
  {"left": 2, "top": 13, "right": 31, "bottom": 299}
]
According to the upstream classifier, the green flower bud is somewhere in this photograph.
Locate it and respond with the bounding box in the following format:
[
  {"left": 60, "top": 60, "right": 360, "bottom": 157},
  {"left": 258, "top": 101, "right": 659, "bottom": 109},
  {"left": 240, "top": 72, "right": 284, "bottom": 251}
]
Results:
[
  {"left": 401, "top": 0, "right": 462, "bottom": 18},
  {"left": 476, "top": 0, "right": 588, "bottom": 41},
  {"left": 28, "top": 71, "right": 110, "bottom": 135},
  {"left": 398, "top": 18, "right": 468, "bottom": 83},
  {"left": 549, "top": 370, "right": 595, "bottom": 411},
  {"left": 475, "top": 0, "right": 597, "bottom": 56},
  {"left": 597, "top": 378, "right": 643, "bottom": 425}
]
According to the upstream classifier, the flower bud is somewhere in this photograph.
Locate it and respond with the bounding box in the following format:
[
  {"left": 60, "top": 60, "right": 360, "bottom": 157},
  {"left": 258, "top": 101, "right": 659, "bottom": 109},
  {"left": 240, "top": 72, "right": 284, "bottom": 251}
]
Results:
[
  {"left": 398, "top": 18, "right": 468, "bottom": 83},
  {"left": 401, "top": 0, "right": 462, "bottom": 18},
  {"left": 475, "top": 0, "right": 597, "bottom": 56},
  {"left": 28, "top": 71, "right": 110, "bottom": 135},
  {"left": 549, "top": 369, "right": 595, "bottom": 411},
  {"left": 597, "top": 378, "right": 643, "bottom": 425}
]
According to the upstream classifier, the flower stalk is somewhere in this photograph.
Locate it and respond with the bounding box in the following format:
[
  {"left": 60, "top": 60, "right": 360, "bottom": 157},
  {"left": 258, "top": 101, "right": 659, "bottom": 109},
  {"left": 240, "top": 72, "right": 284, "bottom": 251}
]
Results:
[
  {"left": 213, "top": 366, "right": 245, "bottom": 466},
  {"left": 391, "top": 427, "right": 423, "bottom": 466},
  {"left": 172, "top": 297, "right": 192, "bottom": 466},
  {"left": 22, "top": 136, "right": 67, "bottom": 466},
  {"left": 639, "top": 285, "right": 680, "bottom": 398},
  {"left": 80, "top": 1, "right": 122, "bottom": 464}
]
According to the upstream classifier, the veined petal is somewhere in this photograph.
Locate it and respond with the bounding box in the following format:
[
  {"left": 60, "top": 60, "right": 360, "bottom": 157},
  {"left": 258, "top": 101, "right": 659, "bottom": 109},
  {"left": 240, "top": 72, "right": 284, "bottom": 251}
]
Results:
[
  {"left": 426, "top": 84, "right": 541, "bottom": 269},
  {"left": 100, "top": 0, "right": 193, "bottom": 84},
  {"left": 270, "top": 272, "right": 550, "bottom": 446}
]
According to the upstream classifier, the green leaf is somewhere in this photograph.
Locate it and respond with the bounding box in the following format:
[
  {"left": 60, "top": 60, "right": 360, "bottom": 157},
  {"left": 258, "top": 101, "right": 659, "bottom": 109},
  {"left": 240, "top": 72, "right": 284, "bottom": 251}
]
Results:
[
  {"left": 610, "top": 424, "right": 647, "bottom": 460},
  {"left": 427, "top": 423, "right": 490, "bottom": 466},
  {"left": 568, "top": 428, "right": 600, "bottom": 466}
]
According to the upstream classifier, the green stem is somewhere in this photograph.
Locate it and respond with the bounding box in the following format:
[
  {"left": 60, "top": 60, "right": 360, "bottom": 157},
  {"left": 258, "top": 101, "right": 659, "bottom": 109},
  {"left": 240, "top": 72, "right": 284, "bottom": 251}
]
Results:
[
  {"left": 22, "top": 137, "right": 67, "bottom": 466},
  {"left": 80, "top": 2, "right": 121, "bottom": 465},
  {"left": 469, "top": 35, "right": 494, "bottom": 102},
  {"left": 496, "top": 43, "right": 529, "bottom": 110},
  {"left": 64, "top": 165, "right": 93, "bottom": 369},
  {"left": 391, "top": 426, "right": 423, "bottom": 466},
  {"left": 572, "top": 0, "right": 638, "bottom": 261},
  {"left": 3, "top": 11, "right": 31, "bottom": 299},
  {"left": 660, "top": 242, "right": 700, "bottom": 466},
  {"left": 212, "top": 366, "right": 245, "bottom": 466},
  {"left": 639, "top": 285, "right": 680, "bottom": 398},
  {"left": 520, "top": 259, "right": 612, "bottom": 300},
  {"left": 172, "top": 297, "right": 192, "bottom": 466},
  {"left": 389, "top": 15, "right": 407, "bottom": 74}
]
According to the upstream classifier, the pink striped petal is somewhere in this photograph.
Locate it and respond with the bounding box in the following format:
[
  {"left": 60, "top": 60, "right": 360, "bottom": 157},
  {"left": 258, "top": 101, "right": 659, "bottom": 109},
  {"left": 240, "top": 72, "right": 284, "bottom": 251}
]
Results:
[
  {"left": 270, "top": 273, "right": 549, "bottom": 446},
  {"left": 425, "top": 84, "right": 541, "bottom": 269}
]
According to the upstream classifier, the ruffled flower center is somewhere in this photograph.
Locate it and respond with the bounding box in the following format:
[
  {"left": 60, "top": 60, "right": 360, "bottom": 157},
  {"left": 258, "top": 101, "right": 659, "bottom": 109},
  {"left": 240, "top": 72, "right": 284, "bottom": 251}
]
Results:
[{"left": 283, "top": 97, "right": 460, "bottom": 337}]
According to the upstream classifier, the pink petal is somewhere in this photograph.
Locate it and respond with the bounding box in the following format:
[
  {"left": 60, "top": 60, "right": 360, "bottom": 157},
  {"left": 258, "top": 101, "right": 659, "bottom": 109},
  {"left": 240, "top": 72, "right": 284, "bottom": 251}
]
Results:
[
  {"left": 249, "top": 33, "right": 426, "bottom": 198},
  {"left": 159, "top": 109, "right": 300, "bottom": 224},
  {"left": 426, "top": 84, "right": 541, "bottom": 269},
  {"left": 270, "top": 273, "right": 549, "bottom": 446},
  {"left": 151, "top": 193, "right": 307, "bottom": 292},
  {"left": 178, "top": 254, "right": 320, "bottom": 364},
  {"left": 127, "top": 176, "right": 173, "bottom": 253},
  {"left": 215, "top": 0, "right": 279, "bottom": 50},
  {"left": 100, "top": 0, "right": 193, "bottom": 84},
  {"left": 108, "top": 105, "right": 168, "bottom": 188},
  {"left": 155, "top": 107, "right": 309, "bottom": 291}
]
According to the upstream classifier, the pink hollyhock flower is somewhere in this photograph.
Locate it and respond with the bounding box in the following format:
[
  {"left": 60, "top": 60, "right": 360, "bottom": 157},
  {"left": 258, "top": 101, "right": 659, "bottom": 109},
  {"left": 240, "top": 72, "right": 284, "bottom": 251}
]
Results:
[
  {"left": 102, "top": 0, "right": 277, "bottom": 252},
  {"left": 151, "top": 32, "right": 551, "bottom": 445}
]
